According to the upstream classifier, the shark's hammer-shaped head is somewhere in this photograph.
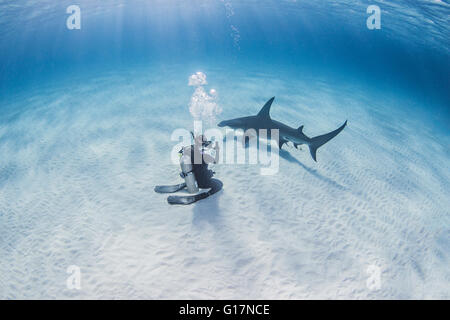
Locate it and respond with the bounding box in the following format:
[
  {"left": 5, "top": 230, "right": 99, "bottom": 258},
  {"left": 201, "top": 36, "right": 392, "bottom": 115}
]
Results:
[{"left": 217, "top": 117, "right": 246, "bottom": 129}]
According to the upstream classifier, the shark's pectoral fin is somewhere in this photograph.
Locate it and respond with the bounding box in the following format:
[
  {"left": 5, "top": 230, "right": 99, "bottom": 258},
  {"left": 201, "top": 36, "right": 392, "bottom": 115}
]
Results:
[
  {"left": 242, "top": 130, "right": 257, "bottom": 148},
  {"left": 278, "top": 138, "right": 288, "bottom": 149}
]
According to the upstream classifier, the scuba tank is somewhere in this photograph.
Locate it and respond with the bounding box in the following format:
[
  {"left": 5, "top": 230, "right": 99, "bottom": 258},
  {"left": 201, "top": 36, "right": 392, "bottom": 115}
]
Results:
[{"left": 180, "top": 149, "right": 199, "bottom": 194}]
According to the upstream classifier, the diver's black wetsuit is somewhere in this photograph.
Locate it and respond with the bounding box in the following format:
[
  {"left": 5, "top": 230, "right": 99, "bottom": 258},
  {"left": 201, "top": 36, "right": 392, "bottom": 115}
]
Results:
[
  {"left": 190, "top": 146, "right": 216, "bottom": 189},
  {"left": 183, "top": 143, "right": 223, "bottom": 202}
]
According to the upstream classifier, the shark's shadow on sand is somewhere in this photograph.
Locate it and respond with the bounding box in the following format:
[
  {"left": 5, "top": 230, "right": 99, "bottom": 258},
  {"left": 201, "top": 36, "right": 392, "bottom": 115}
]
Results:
[
  {"left": 221, "top": 136, "right": 347, "bottom": 191},
  {"left": 278, "top": 148, "right": 347, "bottom": 191},
  {"left": 191, "top": 144, "right": 346, "bottom": 228}
]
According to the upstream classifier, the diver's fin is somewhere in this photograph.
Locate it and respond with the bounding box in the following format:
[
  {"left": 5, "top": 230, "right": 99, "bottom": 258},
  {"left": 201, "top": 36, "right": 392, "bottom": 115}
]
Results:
[
  {"left": 167, "top": 179, "right": 222, "bottom": 205},
  {"left": 257, "top": 97, "right": 275, "bottom": 119},
  {"left": 168, "top": 192, "right": 209, "bottom": 205},
  {"left": 308, "top": 121, "right": 347, "bottom": 161},
  {"left": 155, "top": 183, "right": 186, "bottom": 193}
]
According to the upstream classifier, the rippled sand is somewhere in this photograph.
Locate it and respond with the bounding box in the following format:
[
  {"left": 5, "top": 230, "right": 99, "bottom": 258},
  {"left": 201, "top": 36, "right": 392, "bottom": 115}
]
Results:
[{"left": 0, "top": 67, "right": 448, "bottom": 299}]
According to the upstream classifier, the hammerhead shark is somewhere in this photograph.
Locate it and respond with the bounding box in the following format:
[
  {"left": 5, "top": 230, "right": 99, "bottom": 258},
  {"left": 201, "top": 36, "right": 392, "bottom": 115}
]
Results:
[{"left": 217, "top": 97, "right": 347, "bottom": 161}]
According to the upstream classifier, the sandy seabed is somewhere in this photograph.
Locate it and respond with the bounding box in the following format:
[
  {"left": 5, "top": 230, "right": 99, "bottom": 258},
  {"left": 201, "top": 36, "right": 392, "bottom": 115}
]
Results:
[{"left": 0, "top": 67, "right": 448, "bottom": 299}]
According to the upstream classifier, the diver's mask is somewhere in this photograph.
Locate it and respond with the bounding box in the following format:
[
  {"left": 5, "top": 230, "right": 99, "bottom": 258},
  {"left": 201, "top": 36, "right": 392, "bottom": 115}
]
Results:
[{"left": 202, "top": 140, "right": 212, "bottom": 148}]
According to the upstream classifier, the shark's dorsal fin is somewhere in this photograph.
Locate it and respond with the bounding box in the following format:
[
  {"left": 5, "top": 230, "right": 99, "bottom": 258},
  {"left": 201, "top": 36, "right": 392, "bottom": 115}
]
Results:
[
  {"left": 298, "top": 125, "right": 304, "bottom": 134},
  {"left": 257, "top": 97, "right": 275, "bottom": 119}
]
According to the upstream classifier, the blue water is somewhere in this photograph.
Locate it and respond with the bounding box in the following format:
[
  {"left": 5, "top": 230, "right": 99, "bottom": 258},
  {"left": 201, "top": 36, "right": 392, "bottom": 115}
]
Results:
[
  {"left": 1, "top": 1, "right": 449, "bottom": 109},
  {"left": 0, "top": 0, "right": 449, "bottom": 299}
]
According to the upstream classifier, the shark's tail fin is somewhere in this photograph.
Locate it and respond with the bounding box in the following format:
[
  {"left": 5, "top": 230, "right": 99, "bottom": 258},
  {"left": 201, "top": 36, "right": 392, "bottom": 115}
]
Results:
[{"left": 308, "top": 121, "right": 347, "bottom": 161}]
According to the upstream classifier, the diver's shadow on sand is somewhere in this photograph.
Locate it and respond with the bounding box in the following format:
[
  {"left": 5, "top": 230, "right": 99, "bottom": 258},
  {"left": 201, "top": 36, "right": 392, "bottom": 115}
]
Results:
[{"left": 192, "top": 179, "right": 223, "bottom": 226}]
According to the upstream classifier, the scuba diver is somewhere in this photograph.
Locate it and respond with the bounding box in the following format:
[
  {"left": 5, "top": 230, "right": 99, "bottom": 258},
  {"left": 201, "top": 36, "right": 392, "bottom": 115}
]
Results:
[
  {"left": 155, "top": 133, "right": 223, "bottom": 205},
  {"left": 185, "top": 134, "right": 219, "bottom": 189}
]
